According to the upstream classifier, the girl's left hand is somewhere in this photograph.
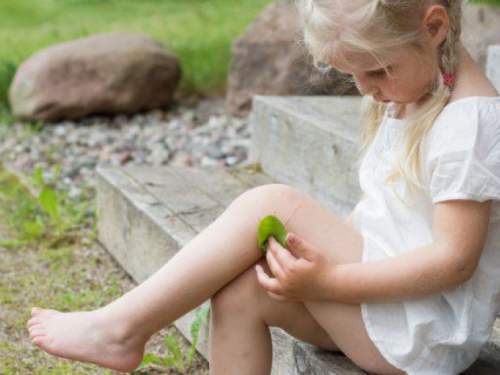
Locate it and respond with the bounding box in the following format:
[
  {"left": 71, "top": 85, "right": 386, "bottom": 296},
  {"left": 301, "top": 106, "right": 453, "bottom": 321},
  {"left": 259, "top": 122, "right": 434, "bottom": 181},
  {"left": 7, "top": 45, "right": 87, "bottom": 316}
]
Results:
[{"left": 255, "top": 233, "right": 336, "bottom": 302}]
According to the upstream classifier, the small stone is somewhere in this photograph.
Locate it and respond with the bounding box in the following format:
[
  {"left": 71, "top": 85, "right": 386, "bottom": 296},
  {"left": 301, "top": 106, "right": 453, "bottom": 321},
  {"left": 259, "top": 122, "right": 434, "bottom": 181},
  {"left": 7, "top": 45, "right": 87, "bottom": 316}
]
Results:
[{"left": 14, "top": 154, "right": 33, "bottom": 169}]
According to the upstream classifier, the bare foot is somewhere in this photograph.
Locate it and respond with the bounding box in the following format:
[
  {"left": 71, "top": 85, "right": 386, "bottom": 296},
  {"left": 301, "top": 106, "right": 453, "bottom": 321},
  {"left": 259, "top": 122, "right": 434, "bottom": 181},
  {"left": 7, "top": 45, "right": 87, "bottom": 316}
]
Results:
[{"left": 27, "top": 307, "right": 146, "bottom": 372}]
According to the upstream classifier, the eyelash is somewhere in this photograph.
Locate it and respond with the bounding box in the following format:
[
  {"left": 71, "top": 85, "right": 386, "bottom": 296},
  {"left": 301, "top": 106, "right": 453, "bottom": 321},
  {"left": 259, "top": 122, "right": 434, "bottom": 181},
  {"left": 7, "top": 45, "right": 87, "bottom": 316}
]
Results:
[
  {"left": 370, "top": 65, "right": 395, "bottom": 78},
  {"left": 368, "top": 69, "right": 388, "bottom": 77},
  {"left": 345, "top": 66, "right": 394, "bottom": 83}
]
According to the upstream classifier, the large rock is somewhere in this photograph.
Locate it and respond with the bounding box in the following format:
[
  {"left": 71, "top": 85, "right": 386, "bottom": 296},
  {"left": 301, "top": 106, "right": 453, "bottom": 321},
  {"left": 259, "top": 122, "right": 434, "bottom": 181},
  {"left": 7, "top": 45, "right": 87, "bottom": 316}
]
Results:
[
  {"left": 226, "top": 1, "right": 357, "bottom": 117},
  {"left": 9, "top": 33, "right": 181, "bottom": 122},
  {"left": 227, "top": 1, "right": 500, "bottom": 117}
]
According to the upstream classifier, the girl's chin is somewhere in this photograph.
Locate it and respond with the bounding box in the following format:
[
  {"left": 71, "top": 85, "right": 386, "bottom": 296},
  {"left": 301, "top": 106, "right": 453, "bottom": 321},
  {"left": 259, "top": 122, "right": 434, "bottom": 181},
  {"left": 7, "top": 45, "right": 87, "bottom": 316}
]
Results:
[{"left": 373, "top": 97, "right": 392, "bottom": 104}]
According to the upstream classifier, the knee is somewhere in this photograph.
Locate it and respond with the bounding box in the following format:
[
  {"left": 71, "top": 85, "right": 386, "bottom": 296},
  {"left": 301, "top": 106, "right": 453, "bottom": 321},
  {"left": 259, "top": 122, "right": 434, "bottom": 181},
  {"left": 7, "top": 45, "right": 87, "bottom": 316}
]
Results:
[
  {"left": 231, "top": 183, "right": 304, "bottom": 213},
  {"left": 211, "top": 263, "right": 263, "bottom": 316}
]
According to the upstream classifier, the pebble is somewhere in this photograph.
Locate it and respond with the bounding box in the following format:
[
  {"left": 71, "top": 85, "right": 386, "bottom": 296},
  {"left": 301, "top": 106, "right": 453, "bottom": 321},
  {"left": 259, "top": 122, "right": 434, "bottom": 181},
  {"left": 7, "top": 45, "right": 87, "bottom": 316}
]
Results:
[{"left": 0, "top": 99, "right": 252, "bottom": 200}]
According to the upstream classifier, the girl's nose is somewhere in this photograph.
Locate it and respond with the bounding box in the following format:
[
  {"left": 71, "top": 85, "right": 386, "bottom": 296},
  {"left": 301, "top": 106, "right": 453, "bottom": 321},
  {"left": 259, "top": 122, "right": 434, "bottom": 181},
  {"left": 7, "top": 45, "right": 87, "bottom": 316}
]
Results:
[{"left": 354, "top": 76, "right": 377, "bottom": 96}]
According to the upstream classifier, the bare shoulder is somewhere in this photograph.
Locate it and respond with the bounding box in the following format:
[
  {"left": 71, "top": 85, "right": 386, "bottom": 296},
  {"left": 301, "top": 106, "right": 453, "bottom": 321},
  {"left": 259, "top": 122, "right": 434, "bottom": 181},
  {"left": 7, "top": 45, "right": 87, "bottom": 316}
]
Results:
[{"left": 449, "top": 46, "right": 499, "bottom": 103}]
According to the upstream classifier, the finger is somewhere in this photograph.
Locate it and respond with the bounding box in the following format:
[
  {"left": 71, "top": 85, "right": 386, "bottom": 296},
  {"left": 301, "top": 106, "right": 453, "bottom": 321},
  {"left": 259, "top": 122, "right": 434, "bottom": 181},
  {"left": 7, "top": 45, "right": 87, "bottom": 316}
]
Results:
[
  {"left": 286, "top": 232, "right": 316, "bottom": 261},
  {"left": 266, "top": 249, "right": 286, "bottom": 280},
  {"left": 269, "top": 237, "right": 297, "bottom": 265},
  {"left": 255, "top": 264, "right": 282, "bottom": 294}
]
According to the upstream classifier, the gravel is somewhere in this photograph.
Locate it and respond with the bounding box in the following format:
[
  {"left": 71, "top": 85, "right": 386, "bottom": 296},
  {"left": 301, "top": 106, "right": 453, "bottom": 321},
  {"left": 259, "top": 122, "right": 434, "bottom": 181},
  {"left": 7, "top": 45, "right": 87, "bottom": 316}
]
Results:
[{"left": 0, "top": 98, "right": 252, "bottom": 198}]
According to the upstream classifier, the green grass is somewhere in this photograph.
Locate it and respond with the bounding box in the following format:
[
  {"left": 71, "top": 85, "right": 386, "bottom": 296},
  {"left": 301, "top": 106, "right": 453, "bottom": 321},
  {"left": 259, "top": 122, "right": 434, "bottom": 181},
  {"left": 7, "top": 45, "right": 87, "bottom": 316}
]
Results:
[
  {"left": 475, "top": 0, "right": 500, "bottom": 5},
  {"left": 0, "top": 0, "right": 273, "bottom": 110},
  {"left": 0, "top": 0, "right": 498, "bottom": 115},
  {"left": 0, "top": 163, "right": 95, "bottom": 248},
  {"left": 0, "top": 163, "right": 207, "bottom": 374}
]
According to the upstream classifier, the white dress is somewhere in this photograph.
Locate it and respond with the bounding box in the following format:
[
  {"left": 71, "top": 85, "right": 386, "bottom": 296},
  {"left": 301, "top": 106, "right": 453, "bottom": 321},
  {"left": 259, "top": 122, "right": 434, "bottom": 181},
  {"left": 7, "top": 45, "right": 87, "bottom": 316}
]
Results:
[{"left": 352, "top": 96, "right": 500, "bottom": 374}]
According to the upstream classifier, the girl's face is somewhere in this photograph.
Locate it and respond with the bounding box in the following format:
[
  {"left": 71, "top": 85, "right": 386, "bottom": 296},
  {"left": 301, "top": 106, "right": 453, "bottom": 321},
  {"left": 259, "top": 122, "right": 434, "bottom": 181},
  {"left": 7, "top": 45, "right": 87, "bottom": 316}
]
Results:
[{"left": 330, "top": 46, "right": 437, "bottom": 106}]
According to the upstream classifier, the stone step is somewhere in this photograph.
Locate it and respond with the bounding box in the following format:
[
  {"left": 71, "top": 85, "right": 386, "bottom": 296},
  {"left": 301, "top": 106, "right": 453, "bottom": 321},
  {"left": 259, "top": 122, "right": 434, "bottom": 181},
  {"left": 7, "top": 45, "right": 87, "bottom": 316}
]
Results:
[
  {"left": 250, "top": 96, "right": 363, "bottom": 218},
  {"left": 487, "top": 45, "right": 500, "bottom": 93},
  {"left": 97, "top": 165, "right": 500, "bottom": 374}
]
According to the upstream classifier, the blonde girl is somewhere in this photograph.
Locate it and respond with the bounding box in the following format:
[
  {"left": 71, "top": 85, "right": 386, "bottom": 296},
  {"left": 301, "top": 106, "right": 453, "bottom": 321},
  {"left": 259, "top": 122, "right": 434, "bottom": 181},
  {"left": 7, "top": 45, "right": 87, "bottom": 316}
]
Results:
[{"left": 28, "top": 1, "right": 500, "bottom": 374}]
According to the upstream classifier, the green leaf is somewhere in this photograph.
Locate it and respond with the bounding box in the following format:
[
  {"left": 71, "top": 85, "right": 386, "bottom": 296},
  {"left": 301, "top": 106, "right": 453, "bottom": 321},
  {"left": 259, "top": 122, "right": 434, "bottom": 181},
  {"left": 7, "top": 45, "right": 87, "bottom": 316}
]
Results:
[
  {"left": 165, "top": 334, "right": 185, "bottom": 372},
  {"left": 137, "top": 353, "right": 163, "bottom": 370},
  {"left": 257, "top": 215, "right": 288, "bottom": 254},
  {"left": 39, "top": 186, "right": 60, "bottom": 222},
  {"left": 162, "top": 356, "right": 176, "bottom": 367},
  {"left": 52, "top": 164, "right": 62, "bottom": 182},
  {"left": 33, "top": 168, "right": 44, "bottom": 187},
  {"left": 188, "top": 305, "right": 210, "bottom": 364}
]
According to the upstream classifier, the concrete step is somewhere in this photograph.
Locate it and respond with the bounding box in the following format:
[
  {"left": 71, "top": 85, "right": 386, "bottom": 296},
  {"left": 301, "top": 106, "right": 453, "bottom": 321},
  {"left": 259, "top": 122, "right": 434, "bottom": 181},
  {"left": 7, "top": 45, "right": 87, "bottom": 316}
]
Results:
[
  {"left": 97, "top": 165, "right": 500, "bottom": 374},
  {"left": 250, "top": 96, "right": 363, "bottom": 218}
]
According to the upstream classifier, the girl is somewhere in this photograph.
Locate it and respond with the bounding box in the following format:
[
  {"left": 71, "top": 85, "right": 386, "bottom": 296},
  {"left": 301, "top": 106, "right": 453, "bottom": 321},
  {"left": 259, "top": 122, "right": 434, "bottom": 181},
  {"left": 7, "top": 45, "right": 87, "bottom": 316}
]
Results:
[{"left": 28, "top": 1, "right": 500, "bottom": 374}]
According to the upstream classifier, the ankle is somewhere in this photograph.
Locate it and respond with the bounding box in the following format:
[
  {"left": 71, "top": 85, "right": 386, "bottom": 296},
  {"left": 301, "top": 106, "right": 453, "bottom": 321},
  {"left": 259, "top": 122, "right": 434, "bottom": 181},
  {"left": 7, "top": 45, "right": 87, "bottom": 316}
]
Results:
[{"left": 95, "top": 307, "right": 148, "bottom": 345}]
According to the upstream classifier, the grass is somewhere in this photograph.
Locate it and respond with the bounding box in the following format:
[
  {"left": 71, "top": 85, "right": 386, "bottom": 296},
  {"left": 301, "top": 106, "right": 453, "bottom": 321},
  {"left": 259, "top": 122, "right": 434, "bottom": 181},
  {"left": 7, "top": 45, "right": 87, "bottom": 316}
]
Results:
[
  {"left": 476, "top": 0, "right": 500, "bottom": 4},
  {"left": 0, "top": 163, "right": 95, "bottom": 248},
  {"left": 0, "top": 0, "right": 273, "bottom": 112},
  {"left": 1, "top": 0, "right": 498, "bottom": 116},
  {"left": 0, "top": 164, "right": 208, "bottom": 374}
]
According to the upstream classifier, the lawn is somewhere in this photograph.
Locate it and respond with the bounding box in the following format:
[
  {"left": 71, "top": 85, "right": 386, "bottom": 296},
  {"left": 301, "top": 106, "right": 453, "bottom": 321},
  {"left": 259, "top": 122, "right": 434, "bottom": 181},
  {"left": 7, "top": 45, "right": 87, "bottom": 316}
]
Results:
[
  {"left": 0, "top": 0, "right": 498, "bottom": 113},
  {"left": 0, "top": 0, "right": 273, "bottom": 109}
]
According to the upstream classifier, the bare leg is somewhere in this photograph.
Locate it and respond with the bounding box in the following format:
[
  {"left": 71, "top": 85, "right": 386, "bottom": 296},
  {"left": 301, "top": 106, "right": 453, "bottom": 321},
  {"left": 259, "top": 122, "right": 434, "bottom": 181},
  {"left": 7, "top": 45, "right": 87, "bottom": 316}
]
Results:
[
  {"left": 28, "top": 184, "right": 403, "bottom": 374},
  {"left": 27, "top": 184, "right": 315, "bottom": 371},
  {"left": 210, "top": 259, "right": 337, "bottom": 375},
  {"left": 208, "top": 187, "right": 405, "bottom": 375}
]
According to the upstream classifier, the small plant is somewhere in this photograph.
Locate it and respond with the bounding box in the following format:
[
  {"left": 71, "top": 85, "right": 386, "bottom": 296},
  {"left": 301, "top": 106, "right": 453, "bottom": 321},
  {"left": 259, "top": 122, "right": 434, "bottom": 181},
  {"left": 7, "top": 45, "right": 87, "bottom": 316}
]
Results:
[
  {"left": 0, "top": 163, "right": 95, "bottom": 248},
  {"left": 0, "top": 60, "right": 16, "bottom": 112},
  {"left": 137, "top": 305, "right": 210, "bottom": 373}
]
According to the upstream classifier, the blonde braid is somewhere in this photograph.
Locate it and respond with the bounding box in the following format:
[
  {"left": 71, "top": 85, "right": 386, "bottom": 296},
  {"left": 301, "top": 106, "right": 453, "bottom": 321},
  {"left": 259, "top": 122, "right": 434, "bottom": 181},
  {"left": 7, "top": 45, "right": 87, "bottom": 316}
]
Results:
[{"left": 440, "top": 0, "right": 462, "bottom": 76}]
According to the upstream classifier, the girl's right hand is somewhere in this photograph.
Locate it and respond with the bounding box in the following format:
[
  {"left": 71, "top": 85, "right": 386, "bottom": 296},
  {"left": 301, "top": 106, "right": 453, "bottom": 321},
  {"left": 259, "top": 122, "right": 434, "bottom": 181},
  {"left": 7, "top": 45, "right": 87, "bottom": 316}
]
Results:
[{"left": 255, "top": 234, "right": 337, "bottom": 302}]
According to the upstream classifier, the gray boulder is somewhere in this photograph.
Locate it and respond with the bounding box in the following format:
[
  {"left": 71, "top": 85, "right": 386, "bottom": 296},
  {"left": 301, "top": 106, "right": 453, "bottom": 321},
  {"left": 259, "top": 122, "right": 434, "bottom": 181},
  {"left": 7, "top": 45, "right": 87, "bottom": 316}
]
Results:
[
  {"left": 9, "top": 33, "right": 181, "bottom": 122},
  {"left": 226, "top": 1, "right": 357, "bottom": 117}
]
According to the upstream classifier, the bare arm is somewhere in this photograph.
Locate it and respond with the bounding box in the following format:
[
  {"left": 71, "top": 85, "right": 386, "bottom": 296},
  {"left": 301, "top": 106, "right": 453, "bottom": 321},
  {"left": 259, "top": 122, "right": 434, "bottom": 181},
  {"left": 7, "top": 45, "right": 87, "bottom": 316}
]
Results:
[
  {"left": 332, "top": 200, "right": 491, "bottom": 303},
  {"left": 345, "top": 194, "right": 367, "bottom": 227},
  {"left": 258, "top": 199, "right": 492, "bottom": 304}
]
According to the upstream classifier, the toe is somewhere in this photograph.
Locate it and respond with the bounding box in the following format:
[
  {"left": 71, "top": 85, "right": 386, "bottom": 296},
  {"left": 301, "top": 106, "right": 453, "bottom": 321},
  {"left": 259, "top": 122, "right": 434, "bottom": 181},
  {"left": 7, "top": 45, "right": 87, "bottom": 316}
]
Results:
[
  {"left": 32, "top": 335, "right": 46, "bottom": 347},
  {"left": 31, "top": 307, "right": 42, "bottom": 317},
  {"left": 27, "top": 317, "right": 42, "bottom": 328},
  {"left": 29, "top": 327, "right": 46, "bottom": 339}
]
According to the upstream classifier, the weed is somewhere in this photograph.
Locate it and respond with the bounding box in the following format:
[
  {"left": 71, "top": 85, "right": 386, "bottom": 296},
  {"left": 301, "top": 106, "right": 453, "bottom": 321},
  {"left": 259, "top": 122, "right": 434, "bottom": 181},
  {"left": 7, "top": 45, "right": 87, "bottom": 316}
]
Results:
[
  {"left": 137, "top": 304, "right": 210, "bottom": 373},
  {"left": 0, "top": 163, "right": 95, "bottom": 248},
  {"left": 0, "top": 60, "right": 16, "bottom": 109}
]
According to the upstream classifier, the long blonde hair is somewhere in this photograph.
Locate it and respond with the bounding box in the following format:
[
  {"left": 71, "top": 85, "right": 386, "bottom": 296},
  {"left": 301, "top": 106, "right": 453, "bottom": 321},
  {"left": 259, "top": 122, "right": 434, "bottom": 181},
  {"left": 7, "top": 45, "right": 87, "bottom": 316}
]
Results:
[{"left": 298, "top": 0, "right": 463, "bottom": 196}]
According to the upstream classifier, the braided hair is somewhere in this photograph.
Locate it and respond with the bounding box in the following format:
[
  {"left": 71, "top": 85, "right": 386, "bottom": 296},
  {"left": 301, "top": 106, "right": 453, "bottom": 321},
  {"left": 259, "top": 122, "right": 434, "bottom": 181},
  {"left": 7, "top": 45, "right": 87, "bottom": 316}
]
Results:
[{"left": 298, "top": 0, "right": 465, "bottom": 199}]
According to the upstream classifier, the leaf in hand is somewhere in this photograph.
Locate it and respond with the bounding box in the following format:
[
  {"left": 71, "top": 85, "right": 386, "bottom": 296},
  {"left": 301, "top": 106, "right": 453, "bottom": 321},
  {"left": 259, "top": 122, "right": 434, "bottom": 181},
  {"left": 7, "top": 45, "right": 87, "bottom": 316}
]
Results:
[{"left": 258, "top": 215, "right": 288, "bottom": 254}]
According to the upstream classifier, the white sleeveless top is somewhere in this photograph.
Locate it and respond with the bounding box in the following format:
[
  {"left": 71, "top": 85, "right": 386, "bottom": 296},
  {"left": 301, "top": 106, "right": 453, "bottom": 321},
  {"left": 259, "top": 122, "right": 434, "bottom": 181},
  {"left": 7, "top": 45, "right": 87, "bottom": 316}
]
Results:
[{"left": 353, "top": 97, "right": 500, "bottom": 374}]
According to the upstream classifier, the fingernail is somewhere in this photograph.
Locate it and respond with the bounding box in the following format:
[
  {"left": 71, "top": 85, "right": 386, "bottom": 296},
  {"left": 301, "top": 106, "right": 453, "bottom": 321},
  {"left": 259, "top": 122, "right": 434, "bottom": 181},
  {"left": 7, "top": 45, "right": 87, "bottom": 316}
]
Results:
[{"left": 287, "top": 233, "right": 298, "bottom": 246}]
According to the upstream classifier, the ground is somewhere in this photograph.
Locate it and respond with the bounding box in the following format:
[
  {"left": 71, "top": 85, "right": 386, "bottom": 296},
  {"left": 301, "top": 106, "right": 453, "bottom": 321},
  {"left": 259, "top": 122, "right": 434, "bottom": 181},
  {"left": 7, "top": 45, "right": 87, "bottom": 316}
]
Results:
[{"left": 0, "top": 199, "right": 209, "bottom": 374}]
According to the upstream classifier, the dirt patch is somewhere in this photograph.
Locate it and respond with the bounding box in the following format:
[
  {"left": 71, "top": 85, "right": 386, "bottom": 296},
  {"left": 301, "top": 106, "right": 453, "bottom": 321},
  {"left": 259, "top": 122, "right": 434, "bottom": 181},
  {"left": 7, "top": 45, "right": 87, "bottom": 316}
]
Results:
[{"left": 0, "top": 225, "right": 209, "bottom": 374}]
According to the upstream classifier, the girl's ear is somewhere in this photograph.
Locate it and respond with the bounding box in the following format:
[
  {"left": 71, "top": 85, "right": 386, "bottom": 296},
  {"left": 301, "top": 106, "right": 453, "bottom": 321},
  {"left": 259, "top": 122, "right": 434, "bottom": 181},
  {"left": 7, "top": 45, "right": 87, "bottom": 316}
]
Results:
[{"left": 422, "top": 5, "right": 449, "bottom": 48}]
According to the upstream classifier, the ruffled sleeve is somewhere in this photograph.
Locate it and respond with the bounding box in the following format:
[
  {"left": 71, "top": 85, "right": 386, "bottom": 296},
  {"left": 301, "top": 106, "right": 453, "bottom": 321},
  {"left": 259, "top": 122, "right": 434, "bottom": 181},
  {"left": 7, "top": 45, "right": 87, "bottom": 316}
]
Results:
[{"left": 425, "top": 97, "right": 500, "bottom": 204}]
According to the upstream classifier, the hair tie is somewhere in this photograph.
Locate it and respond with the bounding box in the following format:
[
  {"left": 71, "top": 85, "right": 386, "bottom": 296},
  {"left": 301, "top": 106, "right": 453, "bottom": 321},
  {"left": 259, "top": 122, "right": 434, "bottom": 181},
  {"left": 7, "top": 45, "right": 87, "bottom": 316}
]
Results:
[{"left": 442, "top": 71, "right": 455, "bottom": 88}]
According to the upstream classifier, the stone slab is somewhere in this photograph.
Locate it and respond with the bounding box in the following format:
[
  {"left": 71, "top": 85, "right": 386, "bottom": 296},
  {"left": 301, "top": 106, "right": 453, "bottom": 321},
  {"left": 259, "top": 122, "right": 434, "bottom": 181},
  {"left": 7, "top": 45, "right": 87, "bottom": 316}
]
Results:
[
  {"left": 97, "top": 165, "right": 500, "bottom": 374},
  {"left": 250, "top": 96, "right": 363, "bottom": 218},
  {"left": 487, "top": 45, "right": 500, "bottom": 92},
  {"left": 97, "top": 165, "right": 314, "bottom": 374}
]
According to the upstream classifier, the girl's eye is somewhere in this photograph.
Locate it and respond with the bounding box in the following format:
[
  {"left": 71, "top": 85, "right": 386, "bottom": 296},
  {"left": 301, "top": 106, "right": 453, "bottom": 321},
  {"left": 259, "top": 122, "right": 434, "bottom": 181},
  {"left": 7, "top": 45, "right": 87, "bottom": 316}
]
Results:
[
  {"left": 367, "top": 68, "right": 388, "bottom": 77},
  {"left": 367, "top": 65, "right": 394, "bottom": 78}
]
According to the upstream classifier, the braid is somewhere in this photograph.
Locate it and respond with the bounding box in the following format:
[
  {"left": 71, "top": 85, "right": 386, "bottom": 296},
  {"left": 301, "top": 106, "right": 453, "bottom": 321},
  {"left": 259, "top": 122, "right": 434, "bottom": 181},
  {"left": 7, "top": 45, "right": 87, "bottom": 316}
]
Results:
[{"left": 440, "top": 0, "right": 462, "bottom": 75}]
